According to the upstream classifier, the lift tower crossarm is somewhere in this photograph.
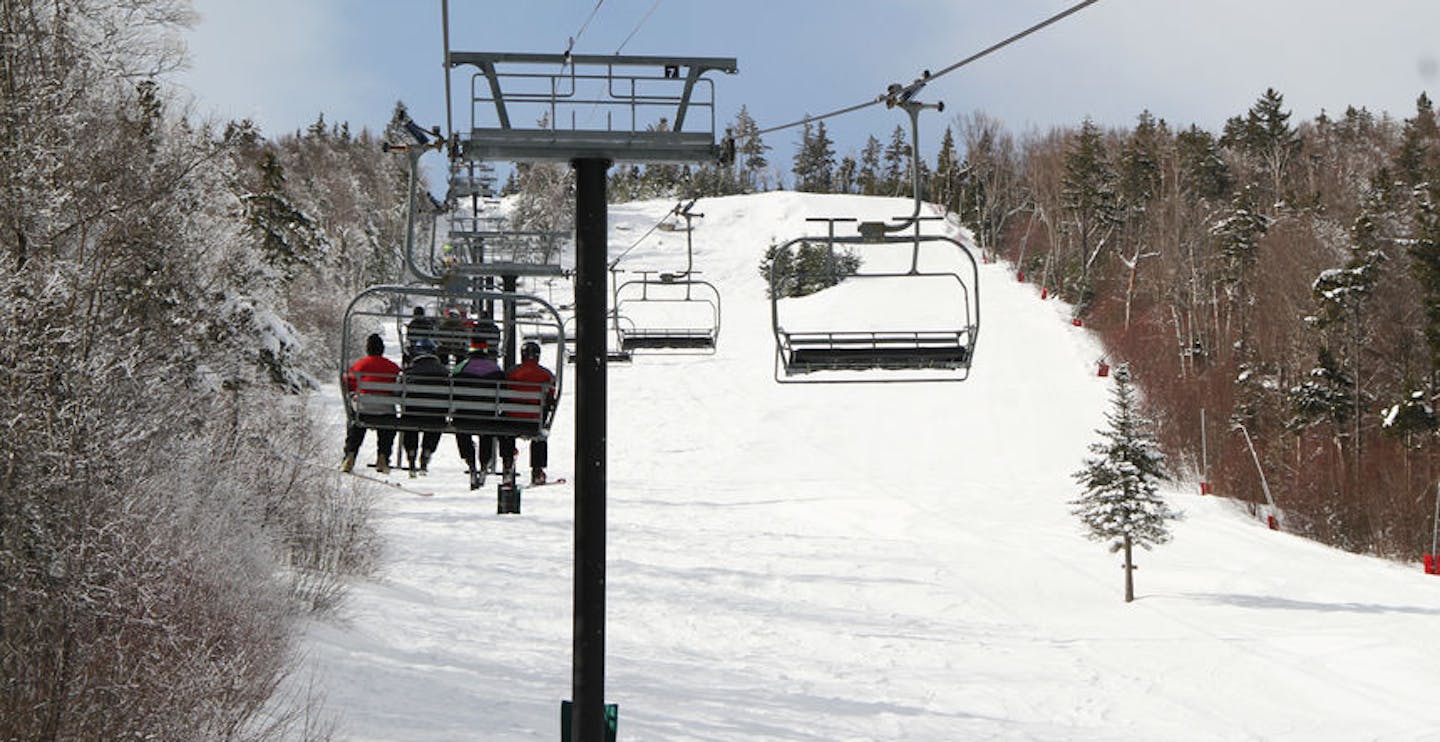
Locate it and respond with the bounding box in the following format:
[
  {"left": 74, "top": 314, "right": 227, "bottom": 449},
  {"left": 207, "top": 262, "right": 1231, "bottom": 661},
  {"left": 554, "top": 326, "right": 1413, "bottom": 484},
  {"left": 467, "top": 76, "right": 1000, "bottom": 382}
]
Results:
[{"left": 447, "top": 52, "right": 737, "bottom": 164}]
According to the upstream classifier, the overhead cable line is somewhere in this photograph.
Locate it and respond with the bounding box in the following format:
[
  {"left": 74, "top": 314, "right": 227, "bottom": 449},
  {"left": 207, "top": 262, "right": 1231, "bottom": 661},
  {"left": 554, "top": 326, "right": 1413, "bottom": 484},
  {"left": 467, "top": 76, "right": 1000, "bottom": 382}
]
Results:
[
  {"left": 615, "top": 0, "right": 663, "bottom": 54},
  {"left": 563, "top": 0, "right": 607, "bottom": 62},
  {"left": 755, "top": 98, "right": 883, "bottom": 136},
  {"left": 609, "top": 200, "right": 685, "bottom": 270},
  {"left": 926, "top": 0, "right": 1100, "bottom": 84},
  {"left": 753, "top": 0, "right": 1102, "bottom": 137}
]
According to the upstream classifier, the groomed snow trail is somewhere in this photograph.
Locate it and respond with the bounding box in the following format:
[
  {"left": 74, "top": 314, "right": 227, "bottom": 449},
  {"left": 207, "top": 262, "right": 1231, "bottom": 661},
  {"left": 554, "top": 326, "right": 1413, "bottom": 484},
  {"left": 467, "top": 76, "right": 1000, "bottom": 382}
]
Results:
[{"left": 304, "top": 192, "right": 1440, "bottom": 741}]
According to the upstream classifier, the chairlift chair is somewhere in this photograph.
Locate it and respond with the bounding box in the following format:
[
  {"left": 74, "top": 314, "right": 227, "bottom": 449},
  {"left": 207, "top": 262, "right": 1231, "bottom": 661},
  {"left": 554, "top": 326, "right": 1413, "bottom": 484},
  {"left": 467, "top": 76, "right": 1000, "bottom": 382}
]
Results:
[
  {"left": 609, "top": 199, "right": 720, "bottom": 353},
  {"left": 611, "top": 269, "right": 720, "bottom": 352},
  {"left": 563, "top": 310, "right": 633, "bottom": 363},
  {"left": 341, "top": 285, "right": 565, "bottom": 439},
  {"left": 769, "top": 222, "right": 980, "bottom": 384}
]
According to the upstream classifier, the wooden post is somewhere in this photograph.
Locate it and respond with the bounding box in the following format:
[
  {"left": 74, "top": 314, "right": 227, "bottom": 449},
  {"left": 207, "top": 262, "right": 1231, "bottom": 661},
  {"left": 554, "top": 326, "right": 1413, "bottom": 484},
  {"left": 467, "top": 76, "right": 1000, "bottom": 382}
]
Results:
[{"left": 1123, "top": 534, "right": 1135, "bottom": 603}]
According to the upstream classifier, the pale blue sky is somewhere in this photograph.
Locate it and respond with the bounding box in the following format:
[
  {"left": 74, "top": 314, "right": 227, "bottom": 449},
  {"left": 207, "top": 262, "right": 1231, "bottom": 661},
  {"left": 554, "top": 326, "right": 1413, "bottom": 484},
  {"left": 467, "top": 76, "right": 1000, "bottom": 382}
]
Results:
[{"left": 176, "top": 0, "right": 1440, "bottom": 167}]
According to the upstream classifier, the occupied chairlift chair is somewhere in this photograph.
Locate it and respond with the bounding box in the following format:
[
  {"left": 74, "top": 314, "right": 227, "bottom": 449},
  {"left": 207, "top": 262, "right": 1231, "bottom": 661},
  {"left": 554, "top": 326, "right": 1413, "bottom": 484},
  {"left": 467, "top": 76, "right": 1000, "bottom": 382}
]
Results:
[
  {"left": 611, "top": 199, "right": 721, "bottom": 353},
  {"left": 347, "top": 120, "right": 566, "bottom": 438},
  {"left": 768, "top": 83, "right": 980, "bottom": 383},
  {"left": 341, "top": 285, "right": 566, "bottom": 440}
]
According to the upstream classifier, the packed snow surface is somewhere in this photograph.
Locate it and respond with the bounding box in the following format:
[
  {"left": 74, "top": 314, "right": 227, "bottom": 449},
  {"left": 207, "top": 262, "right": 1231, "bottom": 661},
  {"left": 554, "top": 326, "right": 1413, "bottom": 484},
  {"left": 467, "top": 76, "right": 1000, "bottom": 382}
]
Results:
[{"left": 304, "top": 192, "right": 1440, "bottom": 741}]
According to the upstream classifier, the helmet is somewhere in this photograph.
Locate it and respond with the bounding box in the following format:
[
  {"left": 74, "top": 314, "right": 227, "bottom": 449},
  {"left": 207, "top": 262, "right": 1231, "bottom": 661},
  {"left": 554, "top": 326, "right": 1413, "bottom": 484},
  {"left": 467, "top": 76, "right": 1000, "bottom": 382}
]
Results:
[
  {"left": 521, "top": 341, "right": 542, "bottom": 361},
  {"left": 365, "top": 333, "right": 384, "bottom": 356},
  {"left": 412, "top": 338, "right": 438, "bottom": 356},
  {"left": 467, "top": 339, "right": 493, "bottom": 358}
]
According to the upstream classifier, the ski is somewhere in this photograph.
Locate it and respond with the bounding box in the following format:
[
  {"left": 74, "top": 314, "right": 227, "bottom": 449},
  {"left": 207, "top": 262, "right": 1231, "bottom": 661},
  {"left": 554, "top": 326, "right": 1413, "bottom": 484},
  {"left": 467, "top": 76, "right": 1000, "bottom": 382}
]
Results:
[
  {"left": 528, "top": 477, "right": 568, "bottom": 487},
  {"left": 344, "top": 470, "right": 434, "bottom": 497}
]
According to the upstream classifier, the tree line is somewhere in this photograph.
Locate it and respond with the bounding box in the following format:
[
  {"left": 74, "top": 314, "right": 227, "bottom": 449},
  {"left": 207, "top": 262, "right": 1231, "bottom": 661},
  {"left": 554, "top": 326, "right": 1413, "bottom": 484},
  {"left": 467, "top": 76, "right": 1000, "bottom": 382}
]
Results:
[
  {"left": 1, "top": 1, "right": 415, "bottom": 736},
  {"left": 977, "top": 89, "right": 1440, "bottom": 560}
]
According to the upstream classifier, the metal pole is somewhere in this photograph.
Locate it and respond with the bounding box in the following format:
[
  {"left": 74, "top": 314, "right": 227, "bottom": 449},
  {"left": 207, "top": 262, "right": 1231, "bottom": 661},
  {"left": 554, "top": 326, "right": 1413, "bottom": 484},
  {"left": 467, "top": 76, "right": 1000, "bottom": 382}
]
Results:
[
  {"left": 502, "top": 274, "right": 518, "bottom": 369},
  {"left": 1200, "top": 407, "right": 1208, "bottom": 480},
  {"left": 1235, "top": 423, "right": 1277, "bottom": 515},
  {"left": 1431, "top": 480, "right": 1439, "bottom": 558},
  {"left": 572, "top": 156, "right": 611, "bottom": 742}
]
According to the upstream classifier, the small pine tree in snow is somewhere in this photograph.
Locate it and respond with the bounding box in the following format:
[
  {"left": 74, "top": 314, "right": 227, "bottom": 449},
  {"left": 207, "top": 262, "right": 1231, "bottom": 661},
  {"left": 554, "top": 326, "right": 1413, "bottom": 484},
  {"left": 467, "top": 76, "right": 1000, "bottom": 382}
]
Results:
[{"left": 1071, "top": 364, "right": 1179, "bottom": 602}]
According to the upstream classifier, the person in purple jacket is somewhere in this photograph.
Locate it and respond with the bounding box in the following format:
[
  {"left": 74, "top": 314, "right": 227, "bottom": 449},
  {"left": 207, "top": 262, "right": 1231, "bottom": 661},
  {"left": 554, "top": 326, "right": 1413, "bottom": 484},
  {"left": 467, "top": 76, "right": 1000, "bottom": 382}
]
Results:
[{"left": 451, "top": 338, "right": 504, "bottom": 490}]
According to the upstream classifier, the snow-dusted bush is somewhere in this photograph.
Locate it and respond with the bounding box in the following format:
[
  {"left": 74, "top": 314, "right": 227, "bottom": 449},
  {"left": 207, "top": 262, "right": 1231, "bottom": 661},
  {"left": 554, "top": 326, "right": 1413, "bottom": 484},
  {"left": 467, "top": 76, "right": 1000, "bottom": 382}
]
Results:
[{"left": 0, "top": 1, "right": 381, "bottom": 737}]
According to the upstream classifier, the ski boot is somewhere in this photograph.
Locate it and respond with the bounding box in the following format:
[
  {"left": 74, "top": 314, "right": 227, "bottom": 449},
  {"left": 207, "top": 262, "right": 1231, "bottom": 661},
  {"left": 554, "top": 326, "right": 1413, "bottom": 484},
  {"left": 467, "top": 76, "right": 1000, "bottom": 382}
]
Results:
[
  {"left": 341, "top": 453, "right": 355, "bottom": 473},
  {"left": 375, "top": 453, "right": 389, "bottom": 475},
  {"left": 530, "top": 468, "right": 546, "bottom": 486}
]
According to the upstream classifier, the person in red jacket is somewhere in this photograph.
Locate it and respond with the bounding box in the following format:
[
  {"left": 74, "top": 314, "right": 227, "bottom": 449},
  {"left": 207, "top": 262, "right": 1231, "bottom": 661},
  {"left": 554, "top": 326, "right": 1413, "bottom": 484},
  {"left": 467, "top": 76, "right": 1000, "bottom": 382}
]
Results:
[
  {"left": 342, "top": 333, "right": 401, "bottom": 474},
  {"left": 500, "top": 341, "right": 557, "bottom": 485}
]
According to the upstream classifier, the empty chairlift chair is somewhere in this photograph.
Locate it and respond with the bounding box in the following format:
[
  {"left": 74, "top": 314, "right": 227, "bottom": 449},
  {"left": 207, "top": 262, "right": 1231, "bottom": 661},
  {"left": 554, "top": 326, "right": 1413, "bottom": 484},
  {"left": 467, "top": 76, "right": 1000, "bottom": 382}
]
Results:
[
  {"left": 769, "top": 221, "right": 980, "bottom": 384},
  {"left": 612, "top": 269, "right": 721, "bottom": 352},
  {"left": 610, "top": 199, "right": 721, "bottom": 354}
]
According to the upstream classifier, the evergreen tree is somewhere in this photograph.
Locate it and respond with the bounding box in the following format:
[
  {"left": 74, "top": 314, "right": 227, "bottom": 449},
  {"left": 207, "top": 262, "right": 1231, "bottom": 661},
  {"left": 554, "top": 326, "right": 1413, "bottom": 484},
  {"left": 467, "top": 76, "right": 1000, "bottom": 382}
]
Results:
[
  {"left": 1408, "top": 179, "right": 1440, "bottom": 384},
  {"left": 1223, "top": 88, "right": 1301, "bottom": 203},
  {"left": 1071, "top": 364, "right": 1178, "bottom": 603},
  {"left": 1212, "top": 184, "right": 1270, "bottom": 286},
  {"left": 858, "top": 135, "right": 882, "bottom": 195},
  {"left": 1211, "top": 184, "right": 1271, "bottom": 360},
  {"left": 883, "top": 124, "right": 910, "bottom": 196},
  {"left": 1380, "top": 389, "right": 1438, "bottom": 441},
  {"left": 1175, "top": 125, "right": 1232, "bottom": 201},
  {"left": 1117, "top": 110, "right": 1163, "bottom": 212},
  {"left": 791, "top": 120, "right": 815, "bottom": 192},
  {"left": 792, "top": 120, "right": 836, "bottom": 193},
  {"left": 1061, "top": 117, "right": 1121, "bottom": 279},
  {"left": 811, "top": 121, "right": 836, "bottom": 192},
  {"left": 760, "top": 241, "right": 796, "bottom": 298},
  {"left": 245, "top": 150, "right": 325, "bottom": 280},
  {"left": 760, "top": 241, "right": 861, "bottom": 298},
  {"left": 1287, "top": 347, "right": 1354, "bottom": 432},
  {"left": 306, "top": 112, "right": 329, "bottom": 140},
  {"left": 834, "top": 155, "right": 858, "bottom": 194},
  {"left": 1394, "top": 93, "right": 1440, "bottom": 186},
  {"left": 732, "top": 105, "right": 770, "bottom": 192},
  {"left": 1307, "top": 200, "right": 1386, "bottom": 445},
  {"left": 933, "top": 126, "right": 962, "bottom": 213}
]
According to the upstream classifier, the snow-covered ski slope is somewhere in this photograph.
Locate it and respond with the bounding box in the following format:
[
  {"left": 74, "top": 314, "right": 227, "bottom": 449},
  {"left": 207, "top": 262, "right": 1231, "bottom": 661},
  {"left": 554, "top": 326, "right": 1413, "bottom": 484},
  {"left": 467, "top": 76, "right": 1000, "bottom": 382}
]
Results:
[{"left": 307, "top": 192, "right": 1440, "bottom": 741}]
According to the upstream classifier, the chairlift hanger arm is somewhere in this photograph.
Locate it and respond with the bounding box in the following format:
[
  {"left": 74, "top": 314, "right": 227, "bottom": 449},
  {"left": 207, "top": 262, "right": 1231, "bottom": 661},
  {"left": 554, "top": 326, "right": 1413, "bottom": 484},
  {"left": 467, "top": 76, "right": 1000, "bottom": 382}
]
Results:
[{"left": 857, "top": 96, "right": 944, "bottom": 241}]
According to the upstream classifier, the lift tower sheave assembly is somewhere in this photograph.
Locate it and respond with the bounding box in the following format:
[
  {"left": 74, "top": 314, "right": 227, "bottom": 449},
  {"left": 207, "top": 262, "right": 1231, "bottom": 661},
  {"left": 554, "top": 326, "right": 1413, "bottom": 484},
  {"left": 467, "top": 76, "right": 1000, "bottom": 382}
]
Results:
[{"left": 447, "top": 50, "right": 736, "bottom": 742}]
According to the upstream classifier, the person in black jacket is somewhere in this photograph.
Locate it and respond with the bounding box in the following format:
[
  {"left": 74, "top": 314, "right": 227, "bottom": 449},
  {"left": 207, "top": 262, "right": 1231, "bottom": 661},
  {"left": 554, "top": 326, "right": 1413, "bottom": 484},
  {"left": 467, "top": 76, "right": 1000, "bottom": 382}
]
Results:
[
  {"left": 400, "top": 338, "right": 448, "bottom": 476},
  {"left": 404, "top": 306, "right": 437, "bottom": 366}
]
